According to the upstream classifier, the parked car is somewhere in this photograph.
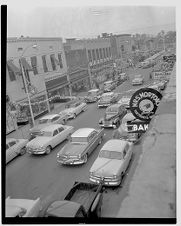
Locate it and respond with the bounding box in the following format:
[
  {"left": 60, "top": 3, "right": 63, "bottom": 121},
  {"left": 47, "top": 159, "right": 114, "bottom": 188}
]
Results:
[
  {"left": 99, "top": 104, "right": 127, "bottom": 129},
  {"left": 44, "top": 181, "right": 104, "bottom": 218},
  {"left": 118, "top": 72, "right": 128, "bottom": 81},
  {"left": 132, "top": 74, "right": 144, "bottom": 86},
  {"left": 84, "top": 89, "right": 103, "bottom": 103},
  {"left": 112, "top": 112, "right": 142, "bottom": 143},
  {"left": 6, "top": 138, "right": 28, "bottom": 164},
  {"left": 89, "top": 139, "right": 133, "bottom": 186},
  {"left": 17, "top": 112, "right": 29, "bottom": 126},
  {"left": 61, "top": 101, "right": 87, "bottom": 119},
  {"left": 57, "top": 128, "right": 104, "bottom": 165},
  {"left": 26, "top": 124, "right": 74, "bottom": 155},
  {"left": 29, "top": 114, "right": 68, "bottom": 139},
  {"left": 103, "top": 81, "right": 116, "bottom": 92},
  {"left": 97, "top": 92, "right": 119, "bottom": 108},
  {"left": 6, "top": 197, "right": 42, "bottom": 217},
  {"left": 118, "top": 96, "right": 131, "bottom": 109}
]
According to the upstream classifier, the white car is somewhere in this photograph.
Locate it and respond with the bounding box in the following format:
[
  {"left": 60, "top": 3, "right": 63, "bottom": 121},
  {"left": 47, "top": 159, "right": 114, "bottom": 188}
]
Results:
[
  {"left": 118, "top": 96, "right": 131, "bottom": 109},
  {"left": 98, "top": 92, "right": 119, "bottom": 107},
  {"left": 6, "top": 138, "right": 28, "bottom": 164},
  {"left": 89, "top": 139, "right": 133, "bottom": 186},
  {"left": 6, "top": 197, "right": 42, "bottom": 217},
  {"left": 26, "top": 124, "right": 74, "bottom": 155},
  {"left": 61, "top": 101, "right": 87, "bottom": 119},
  {"left": 132, "top": 74, "right": 144, "bottom": 85},
  {"left": 29, "top": 114, "right": 68, "bottom": 138}
]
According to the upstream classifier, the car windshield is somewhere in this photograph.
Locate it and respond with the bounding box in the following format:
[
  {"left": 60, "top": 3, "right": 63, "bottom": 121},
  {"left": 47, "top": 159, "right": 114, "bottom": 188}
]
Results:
[
  {"left": 106, "top": 107, "right": 118, "bottom": 113},
  {"left": 39, "top": 119, "right": 49, "bottom": 124},
  {"left": 40, "top": 131, "right": 52, "bottom": 137},
  {"left": 100, "top": 96, "right": 112, "bottom": 101},
  {"left": 71, "top": 137, "right": 87, "bottom": 143},
  {"left": 99, "top": 150, "right": 123, "bottom": 160}
]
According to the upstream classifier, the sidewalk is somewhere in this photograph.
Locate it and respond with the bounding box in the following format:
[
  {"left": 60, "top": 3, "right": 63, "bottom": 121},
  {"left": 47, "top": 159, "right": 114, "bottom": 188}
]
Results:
[{"left": 117, "top": 65, "right": 176, "bottom": 218}]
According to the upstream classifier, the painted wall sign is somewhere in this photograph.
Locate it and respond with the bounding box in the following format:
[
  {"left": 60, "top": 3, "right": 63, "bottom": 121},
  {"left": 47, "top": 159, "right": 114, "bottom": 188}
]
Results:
[
  {"left": 129, "top": 88, "right": 162, "bottom": 121},
  {"left": 127, "top": 121, "right": 149, "bottom": 133}
]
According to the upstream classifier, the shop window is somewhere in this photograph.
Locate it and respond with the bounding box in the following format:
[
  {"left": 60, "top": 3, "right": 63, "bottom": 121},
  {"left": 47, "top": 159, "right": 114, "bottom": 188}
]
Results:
[
  {"left": 50, "top": 54, "right": 56, "bottom": 71},
  {"left": 58, "top": 53, "right": 63, "bottom": 69},
  {"left": 7, "top": 65, "right": 16, "bottom": 81},
  {"left": 42, "top": 55, "right": 48, "bottom": 72},
  {"left": 30, "top": 56, "right": 38, "bottom": 75}
]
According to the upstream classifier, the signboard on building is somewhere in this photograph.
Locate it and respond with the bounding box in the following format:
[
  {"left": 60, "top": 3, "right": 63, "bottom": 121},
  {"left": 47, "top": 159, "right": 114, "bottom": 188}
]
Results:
[
  {"left": 152, "top": 71, "right": 171, "bottom": 80},
  {"left": 129, "top": 88, "right": 162, "bottom": 121},
  {"left": 127, "top": 121, "right": 149, "bottom": 133}
]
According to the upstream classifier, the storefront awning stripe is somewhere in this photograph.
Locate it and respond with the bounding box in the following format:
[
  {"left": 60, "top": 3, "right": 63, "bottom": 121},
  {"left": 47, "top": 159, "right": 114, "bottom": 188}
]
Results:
[
  {"left": 7, "top": 60, "right": 21, "bottom": 74},
  {"left": 20, "top": 57, "right": 33, "bottom": 71}
]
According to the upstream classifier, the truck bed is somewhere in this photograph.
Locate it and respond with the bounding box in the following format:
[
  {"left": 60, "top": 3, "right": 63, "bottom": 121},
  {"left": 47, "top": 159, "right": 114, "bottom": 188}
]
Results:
[{"left": 64, "top": 182, "right": 101, "bottom": 212}]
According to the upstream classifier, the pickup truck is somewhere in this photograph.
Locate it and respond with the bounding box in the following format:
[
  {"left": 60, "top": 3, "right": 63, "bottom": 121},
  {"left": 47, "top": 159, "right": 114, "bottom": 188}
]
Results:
[{"left": 44, "top": 181, "right": 103, "bottom": 218}]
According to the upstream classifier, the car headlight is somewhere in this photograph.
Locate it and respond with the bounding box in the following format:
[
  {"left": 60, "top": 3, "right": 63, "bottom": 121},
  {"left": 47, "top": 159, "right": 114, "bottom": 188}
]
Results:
[
  {"left": 113, "top": 174, "right": 117, "bottom": 179},
  {"left": 90, "top": 172, "right": 94, "bottom": 176},
  {"left": 78, "top": 154, "right": 82, "bottom": 159},
  {"left": 57, "top": 153, "right": 60, "bottom": 158}
]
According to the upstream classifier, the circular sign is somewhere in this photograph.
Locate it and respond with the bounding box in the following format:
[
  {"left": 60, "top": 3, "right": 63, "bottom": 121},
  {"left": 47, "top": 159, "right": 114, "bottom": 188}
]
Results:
[{"left": 129, "top": 88, "right": 162, "bottom": 121}]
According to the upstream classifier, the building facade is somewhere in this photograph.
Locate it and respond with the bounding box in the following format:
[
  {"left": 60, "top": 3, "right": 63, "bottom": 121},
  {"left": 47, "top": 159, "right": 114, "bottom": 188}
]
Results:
[
  {"left": 7, "top": 37, "right": 69, "bottom": 118},
  {"left": 64, "top": 38, "right": 113, "bottom": 89},
  {"left": 64, "top": 48, "right": 90, "bottom": 95}
]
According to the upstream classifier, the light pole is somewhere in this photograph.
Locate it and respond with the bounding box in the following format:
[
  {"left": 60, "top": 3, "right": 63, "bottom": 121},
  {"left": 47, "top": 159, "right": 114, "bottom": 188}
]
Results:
[{"left": 18, "top": 44, "right": 37, "bottom": 126}]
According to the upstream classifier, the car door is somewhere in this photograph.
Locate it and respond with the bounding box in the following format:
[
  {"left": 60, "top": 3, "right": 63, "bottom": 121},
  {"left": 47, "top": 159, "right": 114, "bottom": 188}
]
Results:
[
  {"left": 57, "top": 127, "right": 68, "bottom": 144},
  {"left": 87, "top": 131, "right": 99, "bottom": 155},
  {"left": 6, "top": 140, "right": 18, "bottom": 163},
  {"left": 122, "top": 144, "right": 131, "bottom": 173},
  {"left": 51, "top": 116, "right": 61, "bottom": 124}
]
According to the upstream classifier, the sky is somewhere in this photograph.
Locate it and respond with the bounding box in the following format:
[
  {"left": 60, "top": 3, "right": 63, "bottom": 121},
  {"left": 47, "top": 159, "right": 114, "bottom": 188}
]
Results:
[{"left": 3, "top": 0, "right": 176, "bottom": 40}]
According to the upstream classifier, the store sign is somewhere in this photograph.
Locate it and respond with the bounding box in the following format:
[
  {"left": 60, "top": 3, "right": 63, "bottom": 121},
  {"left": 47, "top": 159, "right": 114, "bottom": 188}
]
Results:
[
  {"left": 130, "top": 88, "right": 162, "bottom": 121},
  {"left": 127, "top": 121, "right": 149, "bottom": 133},
  {"left": 152, "top": 71, "right": 171, "bottom": 80}
]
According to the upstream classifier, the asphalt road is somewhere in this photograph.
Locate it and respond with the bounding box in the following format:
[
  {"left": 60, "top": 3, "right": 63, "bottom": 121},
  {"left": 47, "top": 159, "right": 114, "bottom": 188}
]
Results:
[{"left": 6, "top": 67, "right": 153, "bottom": 217}]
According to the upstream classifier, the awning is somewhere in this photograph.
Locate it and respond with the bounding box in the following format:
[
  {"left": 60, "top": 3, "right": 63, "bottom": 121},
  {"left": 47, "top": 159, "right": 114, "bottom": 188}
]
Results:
[
  {"left": 20, "top": 57, "right": 33, "bottom": 71},
  {"left": 7, "top": 60, "right": 21, "bottom": 74}
]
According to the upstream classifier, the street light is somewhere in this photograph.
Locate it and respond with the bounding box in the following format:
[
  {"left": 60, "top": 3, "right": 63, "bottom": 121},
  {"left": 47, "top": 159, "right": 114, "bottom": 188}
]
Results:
[{"left": 18, "top": 44, "right": 38, "bottom": 126}]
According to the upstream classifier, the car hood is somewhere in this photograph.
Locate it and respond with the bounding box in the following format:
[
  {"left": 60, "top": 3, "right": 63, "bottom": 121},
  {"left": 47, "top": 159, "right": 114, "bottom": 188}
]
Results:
[
  {"left": 58, "top": 142, "right": 88, "bottom": 156},
  {"left": 90, "top": 157, "right": 124, "bottom": 177},
  {"left": 62, "top": 108, "right": 75, "bottom": 114},
  {"left": 30, "top": 124, "right": 50, "bottom": 133},
  {"left": 26, "top": 137, "right": 52, "bottom": 148},
  {"left": 103, "top": 113, "right": 117, "bottom": 121}
]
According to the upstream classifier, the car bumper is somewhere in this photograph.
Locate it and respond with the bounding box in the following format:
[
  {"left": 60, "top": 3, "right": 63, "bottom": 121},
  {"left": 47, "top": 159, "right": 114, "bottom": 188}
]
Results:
[
  {"left": 98, "top": 103, "right": 111, "bottom": 107},
  {"left": 132, "top": 82, "right": 142, "bottom": 85},
  {"left": 57, "top": 158, "right": 85, "bottom": 165},
  {"left": 99, "top": 123, "right": 116, "bottom": 128},
  {"left": 89, "top": 176, "right": 121, "bottom": 186},
  {"left": 27, "top": 148, "right": 46, "bottom": 154}
]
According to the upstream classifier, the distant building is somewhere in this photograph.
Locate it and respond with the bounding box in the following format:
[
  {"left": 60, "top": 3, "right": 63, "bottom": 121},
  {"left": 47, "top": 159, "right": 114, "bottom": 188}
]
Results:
[{"left": 64, "top": 37, "right": 113, "bottom": 88}]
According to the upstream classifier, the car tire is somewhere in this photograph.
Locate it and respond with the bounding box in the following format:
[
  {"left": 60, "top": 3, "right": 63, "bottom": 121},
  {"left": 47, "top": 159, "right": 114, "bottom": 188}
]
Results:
[
  {"left": 84, "top": 154, "right": 88, "bottom": 163},
  {"left": 45, "top": 146, "right": 51, "bottom": 155},
  {"left": 20, "top": 147, "right": 26, "bottom": 155},
  {"left": 62, "top": 119, "right": 66, "bottom": 125},
  {"left": 116, "top": 121, "right": 120, "bottom": 128}
]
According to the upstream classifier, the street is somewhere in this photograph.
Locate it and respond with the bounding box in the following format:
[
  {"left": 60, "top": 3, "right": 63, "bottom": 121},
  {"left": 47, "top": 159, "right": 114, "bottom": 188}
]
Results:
[{"left": 6, "top": 67, "right": 153, "bottom": 217}]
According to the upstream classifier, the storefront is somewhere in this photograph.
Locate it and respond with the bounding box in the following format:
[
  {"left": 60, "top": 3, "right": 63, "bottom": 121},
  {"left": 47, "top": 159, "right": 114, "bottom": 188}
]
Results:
[
  {"left": 69, "top": 69, "right": 91, "bottom": 93},
  {"left": 45, "top": 75, "right": 70, "bottom": 98}
]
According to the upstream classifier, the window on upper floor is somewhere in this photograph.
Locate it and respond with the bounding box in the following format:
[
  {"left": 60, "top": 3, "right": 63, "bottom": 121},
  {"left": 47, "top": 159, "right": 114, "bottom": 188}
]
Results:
[
  {"left": 99, "top": 48, "right": 103, "bottom": 59},
  {"left": 7, "top": 65, "right": 16, "bottom": 81},
  {"left": 96, "top": 49, "right": 100, "bottom": 60},
  {"left": 30, "top": 56, "right": 38, "bottom": 75},
  {"left": 103, "top": 48, "right": 106, "bottom": 59},
  {"left": 58, "top": 53, "right": 63, "bottom": 69},
  {"left": 121, "top": 45, "right": 124, "bottom": 52},
  {"left": 92, "top": 49, "right": 96, "bottom": 61},
  {"left": 42, "top": 55, "right": 48, "bottom": 72},
  {"left": 106, "top": 48, "right": 109, "bottom": 58},
  {"left": 109, "top": 47, "right": 111, "bottom": 57},
  {"left": 88, "top": 50, "right": 92, "bottom": 62},
  {"left": 50, "top": 54, "right": 56, "bottom": 71}
]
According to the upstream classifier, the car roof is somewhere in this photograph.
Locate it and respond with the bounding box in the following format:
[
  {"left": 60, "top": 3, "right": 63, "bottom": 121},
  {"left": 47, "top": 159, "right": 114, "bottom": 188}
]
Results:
[
  {"left": 107, "top": 104, "right": 122, "bottom": 110},
  {"left": 40, "top": 114, "right": 60, "bottom": 120},
  {"left": 71, "top": 128, "right": 95, "bottom": 138},
  {"left": 101, "top": 139, "right": 127, "bottom": 152},
  {"left": 6, "top": 138, "right": 17, "bottom": 144},
  {"left": 102, "top": 92, "right": 114, "bottom": 96},
  {"left": 88, "top": 89, "right": 99, "bottom": 92},
  {"left": 41, "top": 124, "right": 64, "bottom": 132}
]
